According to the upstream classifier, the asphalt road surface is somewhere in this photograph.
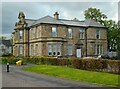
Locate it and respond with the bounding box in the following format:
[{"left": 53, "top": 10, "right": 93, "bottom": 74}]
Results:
[{"left": 2, "top": 64, "right": 118, "bottom": 89}]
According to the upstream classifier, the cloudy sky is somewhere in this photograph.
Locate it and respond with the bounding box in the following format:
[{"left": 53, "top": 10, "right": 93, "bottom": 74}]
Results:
[{"left": 2, "top": 2, "right": 119, "bottom": 38}]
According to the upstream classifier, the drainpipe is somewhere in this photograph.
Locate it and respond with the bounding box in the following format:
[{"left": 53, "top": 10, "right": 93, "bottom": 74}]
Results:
[
  {"left": 85, "top": 27, "right": 87, "bottom": 57},
  {"left": 27, "top": 28, "right": 30, "bottom": 57}
]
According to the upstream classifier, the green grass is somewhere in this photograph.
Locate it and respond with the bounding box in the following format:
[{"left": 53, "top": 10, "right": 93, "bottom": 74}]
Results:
[{"left": 22, "top": 65, "right": 119, "bottom": 87}]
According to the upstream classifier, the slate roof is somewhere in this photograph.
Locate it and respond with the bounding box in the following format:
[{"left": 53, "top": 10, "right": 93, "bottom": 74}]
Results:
[
  {"left": 0, "top": 40, "right": 12, "bottom": 46},
  {"left": 84, "top": 19, "right": 105, "bottom": 28},
  {"left": 25, "top": 15, "right": 105, "bottom": 28},
  {"left": 32, "top": 15, "right": 64, "bottom": 26},
  {"left": 25, "top": 19, "right": 37, "bottom": 27}
]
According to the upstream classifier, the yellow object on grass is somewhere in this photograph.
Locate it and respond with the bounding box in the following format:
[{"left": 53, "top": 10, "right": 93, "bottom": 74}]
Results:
[{"left": 16, "top": 60, "right": 22, "bottom": 66}]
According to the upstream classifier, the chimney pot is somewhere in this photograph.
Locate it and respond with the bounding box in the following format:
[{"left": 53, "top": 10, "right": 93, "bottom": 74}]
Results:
[{"left": 54, "top": 12, "right": 59, "bottom": 20}]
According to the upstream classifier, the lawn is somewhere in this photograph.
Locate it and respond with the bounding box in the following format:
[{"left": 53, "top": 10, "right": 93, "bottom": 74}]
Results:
[{"left": 22, "top": 65, "right": 119, "bottom": 87}]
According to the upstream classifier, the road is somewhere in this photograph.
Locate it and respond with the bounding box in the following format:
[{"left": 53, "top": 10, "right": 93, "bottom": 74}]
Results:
[{"left": 2, "top": 64, "right": 118, "bottom": 89}]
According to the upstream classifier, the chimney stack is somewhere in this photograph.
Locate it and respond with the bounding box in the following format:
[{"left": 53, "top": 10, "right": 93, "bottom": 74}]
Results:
[{"left": 54, "top": 12, "right": 59, "bottom": 20}]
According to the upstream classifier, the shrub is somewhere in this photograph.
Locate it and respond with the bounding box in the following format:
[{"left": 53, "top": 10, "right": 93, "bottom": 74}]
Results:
[
  {"left": 107, "top": 60, "right": 120, "bottom": 73},
  {"left": 1, "top": 57, "right": 8, "bottom": 64},
  {"left": 2, "top": 56, "right": 120, "bottom": 74}
]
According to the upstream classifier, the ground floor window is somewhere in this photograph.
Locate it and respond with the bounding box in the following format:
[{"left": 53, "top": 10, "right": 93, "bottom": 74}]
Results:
[
  {"left": 95, "top": 44, "right": 102, "bottom": 55},
  {"left": 31, "top": 45, "right": 34, "bottom": 56},
  {"left": 48, "top": 44, "right": 52, "bottom": 56},
  {"left": 19, "top": 45, "right": 22, "bottom": 55},
  {"left": 57, "top": 43, "right": 61, "bottom": 56},
  {"left": 68, "top": 44, "right": 72, "bottom": 55},
  {"left": 53, "top": 44, "right": 56, "bottom": 56},
  {"left": 36, "top": 44, "right": 38, "bottom": 56},
  {"left": 48, "top": 43, "right": 61, "bottom": 56}
]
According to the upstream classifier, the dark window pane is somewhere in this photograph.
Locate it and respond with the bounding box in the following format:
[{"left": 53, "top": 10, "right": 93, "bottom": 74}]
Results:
[
  {"left": 57, "top": 52, "right": 60, "bottom": 55},
  {"left": 53, "top": 52, "right": 56, "bottom": 55}
]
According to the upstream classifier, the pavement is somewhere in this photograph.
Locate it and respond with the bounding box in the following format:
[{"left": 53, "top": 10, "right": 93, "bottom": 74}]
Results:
[{"left": 2, "top": 64, "right": 119, "bottom": 89}]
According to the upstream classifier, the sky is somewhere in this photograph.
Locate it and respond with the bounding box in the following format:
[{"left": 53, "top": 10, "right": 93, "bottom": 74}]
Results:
[{"left": 1, "top": 1, "right": 119, "bottom": 38}]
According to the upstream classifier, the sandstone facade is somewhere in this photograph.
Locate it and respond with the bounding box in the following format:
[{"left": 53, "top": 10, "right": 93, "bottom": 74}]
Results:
[{"left": 12, "top": 12, "right": 107, "bottom": 57}]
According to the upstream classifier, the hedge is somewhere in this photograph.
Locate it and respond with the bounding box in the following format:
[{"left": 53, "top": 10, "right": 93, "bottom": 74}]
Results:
[{"left": 1, "top": 57, "right": 120, "bottom": 74}]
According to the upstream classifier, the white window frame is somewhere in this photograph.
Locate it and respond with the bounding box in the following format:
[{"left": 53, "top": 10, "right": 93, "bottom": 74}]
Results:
[
  {"left": 96, "top": 44, "right": 102, "bottom": 55},
  {"left": 96, "top": 30, "right": 100, "bottom": 39},
  {"left": 53, "top": 44, "right": 56, "bottom": 56},
  {"left": 19, "top": 30, "right": 23, "bottom": 42},
  {"left": 79, "top": 28, "right": 85, "bottom": 39},
  {"left": 68, "top": 28, "right": 72, "bottom": 38},
  {"left": 19, "top": 45, "right": 22, "bottom": 55},
  {"left": 52, "top": 26, "right": 57, "bottom": 37},
  {"left": 68, "top": 44, "right": 72, "bottom": 55},
  {"left": 48, "top": 44, "right": 52, "bottom": 56},
  {"left": 57, "top": 43, "right": 61, "bottom": 56},
  {"left": 35, "top": 44, "right": 38, "bottom": 56}
]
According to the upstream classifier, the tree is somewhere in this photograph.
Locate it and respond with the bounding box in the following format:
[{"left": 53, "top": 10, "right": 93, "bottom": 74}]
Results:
[
  {"left": 84, "top": 8, "right": 107, "bottom": 24},
  {"left": 84, "top": 8, "right": 120, "bottom": 52},
  {"left": 0, "top": 36, "right": 6, "bottom": 40}
]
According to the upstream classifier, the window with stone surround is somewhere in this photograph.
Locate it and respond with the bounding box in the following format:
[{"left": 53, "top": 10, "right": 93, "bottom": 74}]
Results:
[
  {"left": 19, "top": 30, "right": 23, "bottom": 42},
  {"left": 19, "top": 45, "right": 22, "bottom": 55},
  {"left": 79, "top": 28, "right": 85, "bottom": 39},
  {"left": 48, "top": 44, "right": 52, "bottom": 56},
  {"left": 57, "top": 43, "right": 61, "bottom": 55},
  {"left": 52, "top": 26, "right": 57, "bottom": 37},
  {"left": 53, "top": 44, "right": 56, "bottom": 56},
  {"left": 35, "top": 44, "right": 38, "bottom": 56},
  {"left": 35, "top": 26, "right": 38, "bottom": 38},
  {"left": 30, "top": 28, "right": 33, "bottom": 39},
  {"left": 95, "top": 44, "right": 102, "bottom": 55},
  {"left": 48, "top": 44, "right": 61, "bottom": 56},
  {"left": 68, "top": 44, "right": 72, "bottom": 55},
  {"left": 31, "top": 45, "right": 34, "bottom": 56},
  {"left": 96, "top": 29, "right": 100, "bottom": 39},
  {"left": 68, "top": 28, "right": 72, "bottom": 38}
]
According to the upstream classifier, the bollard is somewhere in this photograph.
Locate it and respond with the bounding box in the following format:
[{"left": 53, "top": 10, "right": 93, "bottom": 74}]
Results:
[{"left": 7, "top": 63, "right": 9, "bottom": 72}]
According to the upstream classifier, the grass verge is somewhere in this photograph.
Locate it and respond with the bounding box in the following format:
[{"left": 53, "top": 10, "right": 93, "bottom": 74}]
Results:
[{"left": 22, "top": 65, "right": 119, "bottom": 87}]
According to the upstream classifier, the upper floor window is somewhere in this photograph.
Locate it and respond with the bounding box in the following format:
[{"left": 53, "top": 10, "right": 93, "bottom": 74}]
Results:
[
  {"left": 35, "top": 27, "right": 38, "bottom": 38},
  {"left": 30, "top": 28, "right": 34, "bottom": 39},
  {"left": 96, "top": 30, "right": 100, "bottom": 39},
  {"left": 79, "top": 28, "right": 85, "bottom": 39},
  {"left": 19, "top": 30, "right": 23, "bottom": 42},
  {"left": 68, "top": 28, "right": 72, "bottom": 38},
  {"left": 52, "top": 26, "right": 57, "bottom": 37}
]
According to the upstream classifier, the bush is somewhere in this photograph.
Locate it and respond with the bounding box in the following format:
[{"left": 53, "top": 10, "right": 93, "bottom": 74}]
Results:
[
  {"left": 2, "top": 56, "right": 120, "bottom": 74},
  {"left": 1, "top": 57, "right": 8, "bottom": 64},
  {"left": 107, "top": 60, "right": 120, "bottom": 73}
]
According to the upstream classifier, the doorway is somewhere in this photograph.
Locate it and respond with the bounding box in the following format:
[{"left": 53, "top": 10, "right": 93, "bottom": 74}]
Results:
[{"left": 76, "top": 49, "right": 81, "bottom": 58}]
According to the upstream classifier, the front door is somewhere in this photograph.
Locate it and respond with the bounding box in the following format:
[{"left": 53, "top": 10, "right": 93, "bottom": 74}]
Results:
[{"left": 76, "top": 49, "right": 81, "bottom": 58}]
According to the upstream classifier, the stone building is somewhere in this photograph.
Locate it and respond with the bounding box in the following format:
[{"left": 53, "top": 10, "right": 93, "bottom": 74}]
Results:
[
  {"left": 0, "top": 40, "right": 12, "bottom": 55},
  {"left": 12, "top": 11, "right": 107, "bottom": 57}
]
